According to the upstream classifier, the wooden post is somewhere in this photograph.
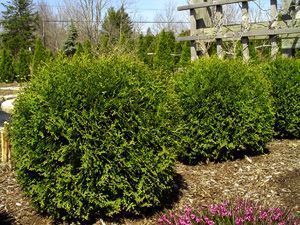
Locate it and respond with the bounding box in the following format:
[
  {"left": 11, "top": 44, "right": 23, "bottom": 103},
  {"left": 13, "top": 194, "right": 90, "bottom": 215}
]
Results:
[
  {"left": 190, "top": 8, "right": 199, "bottom": 61},
  {"left": 190, "top": 0, "right": 212, "bottom": 60},
  {"left": 1, "top": 122, "right": 11, "bottom": 167},
  {"left": 270, "top": 0, "right": 279, "bottom": 59},
  {"left": 216, "top": 5, "right": 224, "bottom": 59},
  {"left": 242, "top": 1, "right": 250, "bottom": 62}
]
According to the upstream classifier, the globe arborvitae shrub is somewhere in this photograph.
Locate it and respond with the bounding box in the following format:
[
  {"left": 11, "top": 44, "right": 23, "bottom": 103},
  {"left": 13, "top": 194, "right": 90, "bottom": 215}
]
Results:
[
  {"left": 10, "top": 55, "right": 175, "bottom": 221},
  {"left": 173, "top": 57, "right": 274, "bottom": 164},
  {"left": 263, "top": 58, "right": 300, "bottom": 138}
]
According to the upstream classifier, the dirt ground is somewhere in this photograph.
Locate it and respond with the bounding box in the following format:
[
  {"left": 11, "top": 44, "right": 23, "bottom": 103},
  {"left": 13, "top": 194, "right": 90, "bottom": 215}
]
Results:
[{"left": 0, "top": 139, "right": 299, "bottom": 225}]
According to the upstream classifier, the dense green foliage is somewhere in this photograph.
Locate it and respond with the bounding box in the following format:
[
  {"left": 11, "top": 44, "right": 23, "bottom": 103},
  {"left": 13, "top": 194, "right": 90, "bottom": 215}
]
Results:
[
  {"left": 10, "top": 55, "right": 175, "bottom": 221},
  {"left": 31, "top": 38, "right": 50, "bottom": 74},
  {"left": 154, "top": 30, "right": 176, "bottom": 71},
  {"left": 179, "top": 42, "right": 191, "bottom": 66},
  {"left": 0, "top": 0, "right": 38, "bottom": 56},
  {"left": 262, "top": 58, "right": 300, "bottom": 138},
  {"left": 0, "top": 48, "right": 15, "bottom": 82},
  {"left": 63, "top": 22, "right": 78, "bottom": 57},
  {"left": 172, "top": 58, "right": 274, "bottom": 164},
  {"left": 15, "top": 48, "right": 31, "bottom": 81},
  {"left": 101, "top": 5, "right": 133, "bottom": 46},
  {"left": 137, "top": 33, "right": 155, "bottom": 66}
]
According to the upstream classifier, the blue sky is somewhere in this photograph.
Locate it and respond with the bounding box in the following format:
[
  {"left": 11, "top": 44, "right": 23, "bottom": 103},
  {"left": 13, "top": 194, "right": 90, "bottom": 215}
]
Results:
[
  {"left": 0, "top": 0, "right": 274, "bottom": 24},
  {"left": 27, "top": 0, "right": 188, "bottom": 21}
]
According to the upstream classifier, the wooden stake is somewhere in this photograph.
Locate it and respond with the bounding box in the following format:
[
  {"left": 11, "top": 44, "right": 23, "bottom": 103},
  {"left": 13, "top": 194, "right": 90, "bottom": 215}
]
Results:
[
  {"left": 190, "top": 8, "right": 199, "bottom": 61},
  {"left": 242, "top": 1, "right": 250, "bottom": 62},
  {"left": 216, "top": 5, "right": 224, "bottom": 59},
  {"left": 270, "top": 0, "right": 279, "bottom": 59},
  {"left": 1, "top": 122, "right": 11, "bottom": 167}
]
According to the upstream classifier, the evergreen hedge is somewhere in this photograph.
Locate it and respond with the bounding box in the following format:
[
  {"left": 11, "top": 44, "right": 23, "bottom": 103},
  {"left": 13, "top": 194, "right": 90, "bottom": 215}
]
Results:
[
  {"left": 10, "top": 55, "right": 175, "bottom": 221},
  {"left": 173, "top": 58, "right": 274, "bottom": 164},
  {"left": 263, "top": 58, "right": 300, "bottom": 138}
]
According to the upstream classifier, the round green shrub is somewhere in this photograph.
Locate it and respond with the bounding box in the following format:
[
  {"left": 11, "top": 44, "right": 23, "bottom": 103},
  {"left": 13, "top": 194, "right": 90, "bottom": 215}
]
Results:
[
  {"left": 10, "top": 55, "right": 175, "bottom": 221},
  {"left": 263, "top": 58, "right": 300, "bottom": 138},
  {"left": 173, "top": 57, "right": 274, "bottom": 164}
]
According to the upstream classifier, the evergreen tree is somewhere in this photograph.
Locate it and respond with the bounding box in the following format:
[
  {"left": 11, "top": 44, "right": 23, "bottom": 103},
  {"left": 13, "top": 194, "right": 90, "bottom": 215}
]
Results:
[
  {"left": 153, "top": 30, "right": 176, "bottom": 71},
  {"left": 16, "top": 48, "right": 31, "bottom": 81},
  {"left": 137, "top": 32, "right": 155, "bottom": 67},
  {"left": 63, "top": 22, "right": 78, "bottom": 57},
  {"left": 31, "top": 38, "right": 47, "bottom": 74},
  {"left": 0, "top": 0, "right": 38, "bottom": 56},
  {"left": 101, "top": 5, "right": 133, "bottom": 46},
  {"left": 179, "top": 42, "right": 191, "bottom": 67},
  {"left": 0, "top": 49, "right": 15, "bottom": 82}
]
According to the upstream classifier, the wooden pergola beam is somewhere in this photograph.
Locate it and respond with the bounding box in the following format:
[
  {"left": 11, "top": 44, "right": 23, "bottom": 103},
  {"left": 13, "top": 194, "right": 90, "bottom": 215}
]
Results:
[
  {"left": 177, "top": 27, "right": 300, "bottom": 42},
  {"left": 178, "top": 0, "right": 253, "bottom": 11}
]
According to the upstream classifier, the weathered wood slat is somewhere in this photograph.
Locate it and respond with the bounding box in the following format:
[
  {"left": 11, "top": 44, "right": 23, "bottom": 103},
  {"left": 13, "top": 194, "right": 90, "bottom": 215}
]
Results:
[
  {"left": 178, "top": 0, "right": 253, "bottom": 11},
  {"left": 177, "top": 27, "right": 300, "bottom": 42}
]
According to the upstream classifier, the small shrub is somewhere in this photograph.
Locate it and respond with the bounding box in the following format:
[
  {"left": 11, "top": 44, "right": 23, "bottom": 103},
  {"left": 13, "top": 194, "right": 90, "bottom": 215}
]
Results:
[
  {"left": 10, "top": 55, "right": 175, "bottom": 221},
  {"left": 173, "top": 58, "right": 274, "bottom": 164},
  {"left": 262, "top": 58, "right": 300, "bottom": 138},
  {"left": 158, "top": 199, "right": 300, "bottom": 225}
]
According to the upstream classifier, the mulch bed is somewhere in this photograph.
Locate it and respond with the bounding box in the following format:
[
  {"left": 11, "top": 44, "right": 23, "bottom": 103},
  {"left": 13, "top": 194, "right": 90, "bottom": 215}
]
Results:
[{"left": 0, "top": 139, "right": 299, "bottom": 225}]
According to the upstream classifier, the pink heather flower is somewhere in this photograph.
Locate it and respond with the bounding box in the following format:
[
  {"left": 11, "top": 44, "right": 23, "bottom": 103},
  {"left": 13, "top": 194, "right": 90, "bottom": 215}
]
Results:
[
  {"left": 159, "top": 215, "right": 172, "bottom": 225},
  {"left": 195, "top": 217, "right": 202, "bottom": 223},
  {"left": 235, "top": 217, "right": 244, "bottom": 225},
  {"left": 209, "top": 205, "right": 218, "bottom": 215},
  {"left": 271, "top": 208, "right": 284, "bottom": 221},
  {"left": 185, "top": 206, "right": 192, "bottom": 216},
  {"left": 259, "top": 210, "right": 268, "bottom": 220},
  {"left": 204, "top": 216, "right": 215, "bottom": 225},
  {"left": 169, "top": 212, "right": 174, "bottom": 218}
]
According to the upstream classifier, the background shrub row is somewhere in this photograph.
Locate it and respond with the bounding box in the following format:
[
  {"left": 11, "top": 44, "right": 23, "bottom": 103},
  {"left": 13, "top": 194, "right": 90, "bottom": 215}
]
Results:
[{"left": 10, "top": 55, "right": 299, "bottom": 221}]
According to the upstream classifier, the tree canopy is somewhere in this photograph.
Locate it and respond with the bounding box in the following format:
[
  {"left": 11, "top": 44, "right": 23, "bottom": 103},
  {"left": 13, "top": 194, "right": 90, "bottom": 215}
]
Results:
[
  {"left": 101, "top": 5, "right": 133, "bottom": 46},
  {"left": 0, "top": 0, "right": 38, "bottom": 56}
]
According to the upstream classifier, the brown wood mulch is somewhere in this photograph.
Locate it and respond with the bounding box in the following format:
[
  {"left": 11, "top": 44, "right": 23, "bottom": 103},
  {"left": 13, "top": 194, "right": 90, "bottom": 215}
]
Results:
[{"left": 0, "top": 139, "right": 299, "bottom": 225}]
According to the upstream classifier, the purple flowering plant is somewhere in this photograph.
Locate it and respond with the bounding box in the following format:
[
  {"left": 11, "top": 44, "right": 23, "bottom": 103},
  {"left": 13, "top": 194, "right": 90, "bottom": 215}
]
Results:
[{"left": 158, "top": 199, "right": 300, "bottom": 225}]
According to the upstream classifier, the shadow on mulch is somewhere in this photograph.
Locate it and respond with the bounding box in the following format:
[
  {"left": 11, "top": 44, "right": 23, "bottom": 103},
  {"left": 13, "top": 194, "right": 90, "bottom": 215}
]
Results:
[
  {"left": 179, "top": 146, "right": 270, "bottom": 166},
  {"left": 275, "top": 169, "right": 300, "bottom": 209},
  {"left": 0, "top": 211, "right": 15, "bottom": 225},
  {"left": 52, "top": 173, "right": 187, "bottom": 225}
]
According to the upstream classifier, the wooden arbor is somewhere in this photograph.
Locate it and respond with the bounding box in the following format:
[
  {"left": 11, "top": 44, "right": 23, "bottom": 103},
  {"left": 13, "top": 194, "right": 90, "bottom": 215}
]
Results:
[{"left": 178, "top": 0, "right": 300, "bottom": 62}]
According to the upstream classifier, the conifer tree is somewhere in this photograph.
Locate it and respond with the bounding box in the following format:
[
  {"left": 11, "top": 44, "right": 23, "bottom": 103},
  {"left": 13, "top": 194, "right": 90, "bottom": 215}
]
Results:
[
  {"left": 179, "top": 42, "right": 191, "bottom": 67},
  {"left": 137, "top": 32, "right": 155, "bottom": 67},
  {"left": 31, "top": 38, "right": 47, "bottom": 74},
  {"left": 0, "top": 49, "right": 15, "bottom": 82},
  {"left": 153, "top": 30, "right": 176, "bottom": 71},
  {"left": 63, "top": 22, "right": 78, "bottom": 57},
  {"left": 16, "top": 48, "right": 31, "bottom": 81},
  {"left": 101, "top": 5, "right": 133, "bottom": 46},
  {"left": 0, "top": 0, "right": 38, "bottom": 56}
]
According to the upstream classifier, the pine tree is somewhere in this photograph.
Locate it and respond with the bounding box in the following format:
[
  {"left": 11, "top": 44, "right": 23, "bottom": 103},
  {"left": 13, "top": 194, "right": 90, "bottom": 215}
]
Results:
[
  {"left": 16, "top": 48, "right": 31, "bottom": 81},
  {"left": 179, "top": 42, "right": 191, "bottom": 67},
  {"left": 153, "top": 30, "right": 176, "bottom": 71},
  {"left": 63, "top": 22, "right": 78, "bottom": 57},
  {"left": 0, "top": 0, "right": 38, "bottom": 56},
  {"left": 0, "top": 49, "right": 15, "bottom": 82}
]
